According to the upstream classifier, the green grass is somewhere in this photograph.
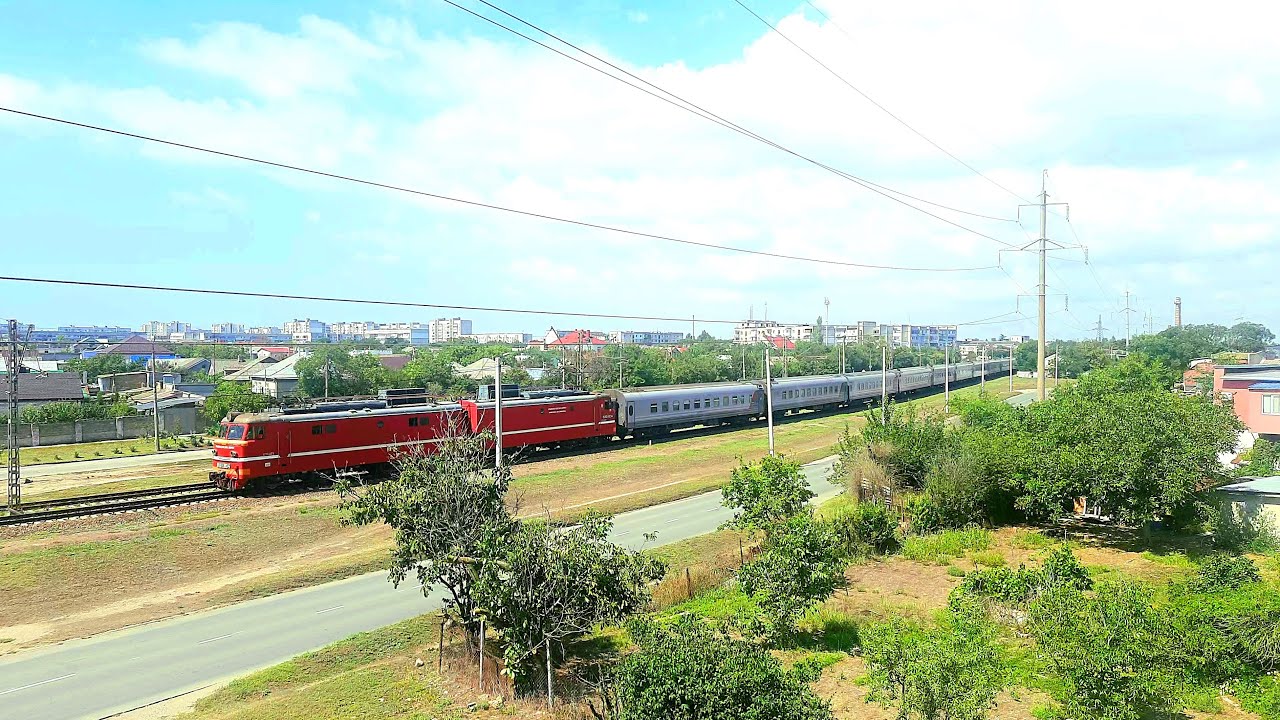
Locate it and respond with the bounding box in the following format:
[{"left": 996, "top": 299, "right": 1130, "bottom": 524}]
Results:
[
  {"left": 21, "top": 468, "right": 211, "bottom": 503},
  {"left": 1140, "top": 550, "right": 1196, "bottom": 568},
  {"left": 947, "top": 565, "right": 967, "bottom": 577},
  {"left": 2, "top": 436, "right": 207, "bottom": 466},
  {"left": 901, "top": 527, "right": 993, "bottom": 565},
  {"left": 185, "top": 614, "right": 459, "bottom": 720},
  {"left": 796, "top": 608, "right": 861, "bottom": 652},
  {"left": 660, "top": 585, "right": 759, "bottom": 624},
  {"left": 1011, "top": 529, "right": 1054, "bottom": 550},
  {"left": 970, "top": 549, "right": 1006, "bottom": 568}
]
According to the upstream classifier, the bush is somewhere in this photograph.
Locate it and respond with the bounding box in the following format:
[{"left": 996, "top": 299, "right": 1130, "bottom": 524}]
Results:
[
  {"left": 862, "top": 597, "right": 1007, "bottom": 720},
  {"left": 906, "top": 494, "right": 943, "bottom": 534},
  {"left": 1040, "top": 544, "right": 1093, "bottom": 591},
  {"left": 721, "top": 455, "right": 814, "bottom": 529},
  {"left": 861, "top": 405, "right": 951, "bottom": 487},
  {"left": 1167, "top": 582, "right": 1280, "bottom": 681},
  {"left": 1191, "top": 554, "right": 1261, "bottom": 592},
  {"left": 955, "top": 546, "right": 1091, "bottom": 608},
  {"left": 1212, "top": 502, "right": 1279, "bottom": 553},
  {"left": 829, "top": 501, "right": 897, "bottom": 555},
  {"left": 924, "top": 454, "right": 994, "bottom": 528},
  {"left": 1029, "top": 580, "right": 1183, "bottom": 720},
  {"left": 615, "top": 617, "right": 833, "bottom": 720},
  {"left": 902, "top": 528, "right": 991, "bottom": 565},
  {"left": 737, "top": 514, "right": 847, "bottom": 639}
]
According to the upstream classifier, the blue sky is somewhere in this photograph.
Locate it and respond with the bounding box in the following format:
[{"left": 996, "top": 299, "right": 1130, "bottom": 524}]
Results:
[{"left": 2, "top": 0, "right": 1278, "bottom": 340}]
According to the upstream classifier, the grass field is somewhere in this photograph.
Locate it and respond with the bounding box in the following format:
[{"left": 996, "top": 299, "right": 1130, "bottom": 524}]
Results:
[{"left": 2, "top": 435, "right": 208, "bottom": 466}]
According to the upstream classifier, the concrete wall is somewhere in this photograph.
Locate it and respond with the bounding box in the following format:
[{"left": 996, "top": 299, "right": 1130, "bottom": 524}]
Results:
[{"left": 16, "top": 409, "right": 202, "bottom": 448}]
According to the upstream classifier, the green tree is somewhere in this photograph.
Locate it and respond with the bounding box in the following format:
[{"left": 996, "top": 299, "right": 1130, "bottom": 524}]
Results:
[
  {"left": 63, "top": 354, "right": 144, "bottom": 381},
  {"left": 474, "top": 513, "right": 664, "bottom": 692},
  {"left": 201, "top": 382, "right": 272, "bottom": 426},
  {"left": 1029, "top": 580, "right": 1182, "bottom": 720},
  {"left": 1013, "top": 340, "right": 1038, "bottom": 372},
  {"left": 721, "top": 455, "right": 814, "bottom": 529},
  {"left": 19, "top": 397, "right": 135, "bottom": 424},
  {"left": 296, "top": 345, "right": 390, "bottom": 397},
  {"left": 340, "top": 431, "right": 514, "bottom": 645},
  {"left": 861, "top": 405, "right": 951, "bottom": 488},
  {"left": 171, "top": 344, "right": 249, "bottom": 360},
  {"left": 614, "top": 617, "right": 833, "bottom": 720},
  {"left": 1226, "top": 321, "right": 1275, "bottom": 352},
  {"left": 737, "top": 513, "right": 846, "bottom": 638},
  {"left": 1234, "top": 437, "right": 1280, "bottom": 477},
  {"left": 862, "top": 598, "right": 1007, "bottom": 720}
]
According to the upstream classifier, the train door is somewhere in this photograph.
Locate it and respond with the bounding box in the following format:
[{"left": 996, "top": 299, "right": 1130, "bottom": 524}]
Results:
[
  {"left": 626, "top": 401, "right": 634, "bottom": 430},
  {"left": 278, "top": 425, "right": 290, "bottom": 471}
]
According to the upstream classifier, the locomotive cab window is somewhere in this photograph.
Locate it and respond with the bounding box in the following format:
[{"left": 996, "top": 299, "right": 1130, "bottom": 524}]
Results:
[
  {"left": 409, "top": 417, "right": 419, "bottom": 427},
  {"left": 325, "top": 424, "right": 337, "bottom": 434},
  {"left": 254, "top": 426, "right": 265, "bottom": 439},
  {"left": 225, "top": 425, "right": 246, "bottom": 440},
  {"left": 311, "top": 425, "right": 323, "bottom": 435}
]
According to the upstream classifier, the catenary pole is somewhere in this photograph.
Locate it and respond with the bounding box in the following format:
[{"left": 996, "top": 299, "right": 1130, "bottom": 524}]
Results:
[
  {"left": 494, "top": 357, "right": 504, "bottom": 471},
  {"left": 764, "top": 348, "right": 775, "bottom": 455},
  {"left": 880, "top": 342, "right": 888, "bottom": 424},
  {"left": 980, "top": 344, "right": 987, "bottom": 396},
  {"left": 6, "top": 319, "right": 20, "bottom": 510},
  {"left": 151, "top": 343, "right": 161, "bottom": 452},
  {"left": 944, "top": 344, "right": 950, "bottom": 413},
  {"left": 1036, "top": 173, "right": 1048, "bottom": 402},
  {"left": 1009, "top": 347, "right": 1014, "bottom": 391}
]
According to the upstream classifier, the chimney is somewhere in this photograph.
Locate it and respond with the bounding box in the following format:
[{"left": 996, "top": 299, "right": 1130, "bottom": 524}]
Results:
[{"left": 1174, "top": 297, "right": 1182, "bottom": 328}]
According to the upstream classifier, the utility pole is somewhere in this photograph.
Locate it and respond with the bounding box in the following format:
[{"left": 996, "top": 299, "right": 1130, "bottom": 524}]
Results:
[
  {"left": 323, "top": 360, "right": 330, "bottom": 400},
  {"left": 1054, "top": 341, "right": 1060, "bottom": 386},
  {"left": 1122, "top": 290, "right": 1136, "bottom": 349},
  {"left": 1016, "top": 171, "right": 1071, "bottom": 402},
  {"left": 151, "top": 343, "right": 161, "bottom": 452},
  {"left": 943, "top": 344, "right": 950, "bottom": 413},
  {"left": 880, "top": 343, "right": 888, "bottom": 425},
  {"left": 6, "top": 319, "right": 21, "bottom": 510},
  {"left": 980, "top": 344, "right": 986, "bottom": 396},
  {"left": 840, "top": 335, "right": 846, "bottom": 374},
  {"left": 763, "top": 348, "right": 775, "bottom": 455},
  {"left": 1009, "top": 347, "right": 1015, "bottom": 391},
  {"left": 494, "top": 357, "right": 503, "bottom": 470}
]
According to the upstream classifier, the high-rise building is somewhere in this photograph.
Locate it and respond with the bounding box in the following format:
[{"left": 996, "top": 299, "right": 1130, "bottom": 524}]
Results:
[
  {"left": 283, "top": 319, "right": 330, "bottom": 342},
  {"left": 429, "top": 318, "right": 473, "bottom": 343},
  {"left": 211, "top": 323, "right": 246, "bottom": 334},
  {"left": 733, "top": 321, "right": 812, "bottom": 345},
  {"left": 609, "top": 330, "right": 686, "bottom": 345},
  {"left": 141, "top": 321, "right": 192, "bottom": 339}
]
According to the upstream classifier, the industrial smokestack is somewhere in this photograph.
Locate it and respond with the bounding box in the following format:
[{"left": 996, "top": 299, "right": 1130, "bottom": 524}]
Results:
[{"left": 1174, "top": 297, "right": 1182, "bottom": 328}]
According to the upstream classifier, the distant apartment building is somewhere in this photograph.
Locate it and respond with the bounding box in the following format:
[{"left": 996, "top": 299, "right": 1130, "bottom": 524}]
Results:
[
  {"left": 844, "top": 321, "right": 881, "bottom": 344},
  {"left": 211, "top": 322, "right": 246, "bottom": 334},
  {"left": 369, "top": 323, "right": 430, "bottom": 346},
  {"left": 466, "top": 332, "right": 533, "bottom": 344},
  {"left": 882, "top": 324, "right": 958, "bottom": 349},
  {"left": 733, "top": 321, "right": 812, "bottom": 345},
  {"left": 430, "top": 318, "right": 473, "bottom": 343},
  {"left": 28, "top": 326, "right": 135, "bottom": 344},
  {"left": 284, "top": 319, "right": 330, "bottom": 342},
  {"left": 610, "top": 330, "right": 686, "bottom": 346},
  {"left": 248, "top": 326, "right": 282, "bottom": 336},
  {"left": 141, "top": 321, "right": 192, "bottom": 339},
  {"left": 330, "top": 321, "right": 377, "bottom": 340}
]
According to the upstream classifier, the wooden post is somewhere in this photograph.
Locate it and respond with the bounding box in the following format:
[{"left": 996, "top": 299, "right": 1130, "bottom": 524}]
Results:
[
  {"left": 438, "top": 616, "right": 446, "bottom": 672},
  {"left": 738, "top": 538, "right": 744, "bottom": 567},
  {"left": 685, "top": 567, "right": 693, "bottom": 599},
  {"left": 478, "top": 617, "right": 485, "bottom": 691},
  {"left": 546, "top": 638, "right": 554, "bottom": 710}
]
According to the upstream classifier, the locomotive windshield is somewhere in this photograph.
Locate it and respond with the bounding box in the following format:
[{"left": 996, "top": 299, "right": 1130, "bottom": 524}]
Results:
[{"left": 220, "top": 424, "right": 246, "bottom": 440}]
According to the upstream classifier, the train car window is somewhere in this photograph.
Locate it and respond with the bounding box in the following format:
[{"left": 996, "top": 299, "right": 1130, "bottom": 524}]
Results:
[
  {"left": 693, "top": 400, "right": 700, "bottom": 409},
  {"left": 684, "top": 401, "right": 691, "bottom": 410},
  {"left": 409, "top": 417, "right": 419, "bottom": 427},
  {"left": 311, "top": 425, "right": 323, "bottom": 435},
  {"left": 723, "top": 395, "right": 729, "bottom": 406},
  {"left": 650, "top": 403, "right": 658, "bottom": 413},
  {"left": 325, "top": 424, "right": 337, "bottom": 434},
  {"left": 627, "top": 404, "right": 634, "bottom": 417},
  {"left": 661, "top": 401, "right": 669, "bottom": 412}
]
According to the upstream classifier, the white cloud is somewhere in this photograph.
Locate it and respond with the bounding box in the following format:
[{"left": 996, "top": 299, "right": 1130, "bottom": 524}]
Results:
[{"left": 7, "top": 1, "right": 1280, "bottom": 336}]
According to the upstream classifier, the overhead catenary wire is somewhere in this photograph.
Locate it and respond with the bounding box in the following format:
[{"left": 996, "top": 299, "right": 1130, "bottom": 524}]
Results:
[
  {"left": 449, "top": 0, "right": 1016, "bottom": 232},
  {"left": 731, "top": 0, "right": 1032, "bottom": 206},
  {"left": 0, "top": 106, "right": 997, "bottom": 272}
]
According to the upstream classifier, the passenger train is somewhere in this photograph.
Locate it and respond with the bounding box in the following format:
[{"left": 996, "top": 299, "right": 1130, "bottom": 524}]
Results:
[{"left": 210, "top": 358, "right": 1009, "bottom": 491}]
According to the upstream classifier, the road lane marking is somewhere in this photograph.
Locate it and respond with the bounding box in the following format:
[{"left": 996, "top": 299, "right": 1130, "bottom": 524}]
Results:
[
  {"left": 664, "top": 518, "right": 680, "bottom": 524},
  {"left": 315, "top": 605, "right": 345, "bottom": 614},
  {"left": 196, "top": 632, "right": 240, "bottom": 645},
  {"left": 0, "top": 673, "right": 76, "bottom": 696}
]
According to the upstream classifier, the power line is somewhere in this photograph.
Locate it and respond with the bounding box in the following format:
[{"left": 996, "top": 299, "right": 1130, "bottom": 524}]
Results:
[
  {"left": 731, "top": 0, "right": 1031, "bottom": 205},
  {"left": 0, "top": 106, "right": 997, "bottom": 272},
  {"left": 445, "top": 0, "right": 1017, "bottom": 237}
]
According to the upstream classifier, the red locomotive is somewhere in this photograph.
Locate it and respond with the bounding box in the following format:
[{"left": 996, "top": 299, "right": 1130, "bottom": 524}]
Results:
[{"left": 210, "top": 393, "right": 617, "bottom": 491}]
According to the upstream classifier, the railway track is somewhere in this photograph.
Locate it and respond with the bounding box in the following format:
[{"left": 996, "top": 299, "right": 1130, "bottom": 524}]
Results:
[{"left": 0, "top": 482, "right": 228, "bottom": 526}]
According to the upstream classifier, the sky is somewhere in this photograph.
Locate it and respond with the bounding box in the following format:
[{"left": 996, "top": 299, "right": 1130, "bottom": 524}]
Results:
[{"left": 1, "top": 0, "right": 1278, "bottom": 341}]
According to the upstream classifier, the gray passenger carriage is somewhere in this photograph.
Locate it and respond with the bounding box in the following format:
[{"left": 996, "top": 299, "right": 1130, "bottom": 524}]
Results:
[
  {"left": 767, "top": 374, "right": 847, "bottom": 413},
  {"left": 604, "top": 382, "right": 762, "bottom": 434},
  {"left": 844, "top": 370, "right": 885, "bottom": 402}
]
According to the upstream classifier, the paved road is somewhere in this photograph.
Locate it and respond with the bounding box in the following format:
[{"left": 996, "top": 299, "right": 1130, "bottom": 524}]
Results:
[
  {"left": 0, "top": 457, "right": 841, "bottom": 720},
  {"left": 22, "top": 450, "right": 210, "bottom": 479},
  {"left": 1005, "top": 390, "right": 1038, "bottom": 407}
]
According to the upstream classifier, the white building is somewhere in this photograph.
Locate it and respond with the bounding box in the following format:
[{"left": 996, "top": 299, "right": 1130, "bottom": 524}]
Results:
[
  {"left": 733, "top": 321, "right": 812, "bottom": 345},
  {"left": 211, "top": 323, "right": 246, "bottom": 334},
  {"left": 142, "top": 321, "right": 192, "bottom": 338},
  {"left": 284, "top": 319, "right": 330, "bottom": 342},
  {"left": 368, "top": 323, "right": 431, "bottom": 345},
  {"left": 248, "top": 326, "right": 282, "bottom": 336},
  {"left": 466, "top": 332, "right": 532, "bottom": 344},
  {"left": 430, "top": 318, "right": 473, "bottom": 343},
  {"left": 330, "top": 321, "right": 377, "bottom": 340},
  {"left": 610, "top": 330, "right": 686, "bottom": 346}
]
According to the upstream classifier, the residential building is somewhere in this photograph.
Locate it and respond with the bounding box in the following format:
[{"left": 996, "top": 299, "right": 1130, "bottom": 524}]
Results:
[
  {"left": 248, "top": 326, "right": 282, "bottom": 336},
  {"left": 284, "top": 319, "right": 330, "bottom": 342},
  {"left": 430, "top": 318, "right": 473, "bottom": 343},
  {"left": 211, "top": 323, "right": 246, "bottom": 334},
  {"left": 1214, "top": 365, "right": 1280, "bottom": 438},
  {"left": 1216, "top": 477, "right": 1280, "bottom": 532},
  {"left": 81, "top": 336, "right": 177, "bottom": 364},
  {"left": 247, "top": 354, "right": 304, "bottom": 398},
  {"left": 1, "top": 373, "right": 85, "bottom": 410},
  {"left": 27, "top": 326, "right": 135, "bottom": 344},
  {"left": 466, "top": 332, "right": 533, "bottom": 345},
  {"left": 609, "top": 330, "right": 686, "bottom": 346},
  {"left": 367, "top": 323, "right": 430, "bottom": 345},
  {"left": 330, "top": 321, "right": 377, "bottom": 341},
  {"left": 733, "top": 321, "right": 812, "bottom": 345},
  {"left": 544, "top": 328, "right": 610, "bottom": 348},
  {"left": 141, "top": 321, "right": 192, "bottom": 338},
  {"left": 882, "top": 324, "right": 958, "bottom": 349}
]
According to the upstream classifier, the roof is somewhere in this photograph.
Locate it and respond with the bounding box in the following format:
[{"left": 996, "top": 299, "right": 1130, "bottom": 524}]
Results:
[
  {"left": 251, "top": 353, "right": 303, "bottom": 381},
  {"left": 257, "top": 347, "right": 294, "bottom": 354},
  {"left": 94, "top": 335, "right": 175, "bottom": 356},
  {"left": 546, "top": 330, "right": 609, "bottom": 346},
  {"left": 158, "top": 357, "right": 209, "bottom": 373},
  {"left": 0, "top": 359, "right": 62, "bottom": 373},
  {"left": 379, "top": 354, "right": 411, "bottom": 371},
  {"left": 1248, "top": 381, "right": 1280, "bottom": 390},
  {"left": 767, "top": 336, "right": 797, "bottom": 350},
  {"left": 0, "top": 373, "right": 85, "bottom": 402},
  {"left": 1217, "top": 477, "right": 1280, "bottom": 497},
  {"left": 454, "top": 357, "right": 499, "bottom": 380},
  {"left": 224, "top": 357, "right": 277, "bottom": 382}
]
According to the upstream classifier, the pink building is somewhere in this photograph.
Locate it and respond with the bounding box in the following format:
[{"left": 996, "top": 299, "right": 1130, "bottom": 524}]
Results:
[{"left": 1214, "top": 365, "right": 1280, "bottom": 438}]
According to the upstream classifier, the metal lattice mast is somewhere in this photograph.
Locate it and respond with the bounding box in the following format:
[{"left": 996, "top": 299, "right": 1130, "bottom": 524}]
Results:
[{"left": 7, "top": 319, "right": 21, "bottom": 511}]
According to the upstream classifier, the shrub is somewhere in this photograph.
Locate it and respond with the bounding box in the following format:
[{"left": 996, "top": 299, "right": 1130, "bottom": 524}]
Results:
[
  {"left": 615, "top": 617, "right": 833, "bottom": 720},
  {"left": 902, "top": 528, "right": 991, "bottom": 565},
  {"left": 829, "top": 501, "right": 898, "bottom": 555},
  {"left": 1167, "top": 582, "right": 1280, "bottom": 681},
  {"left": 955, "top": 547, "right": 1091, "bottom": 607},
  {"left": 970, "top": 550, "right": 1005, "bottom": 568},
  {"left": 1212, "top": 502, "right": 1279, "bottom": 553},
  {"left": 862, "top": 597, "right": 1007, "bottom": 720},
  {"left": 1191, "top": 554, "right": 1261, "bottom": 592},
  {"left": 737, "top": 514, "right": 847, "bottom": 639},
  {"left": 1040, "top": 544, "right": 1093, "bottom": 591},
  {"left": 924, "top": 454, "right": 994, "bottom": 528},
  {"left": 1029, "top": 580, "right": 1183, "bottom": 720},
  {"left": 722, "top": 455, "right": 814, "bottom": 529},
  {"left": 860, "top": 405, "right": 951, "bottom": 487},
  {"left": 906, "top": 494, "right": 943, "bottom": 534}
]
